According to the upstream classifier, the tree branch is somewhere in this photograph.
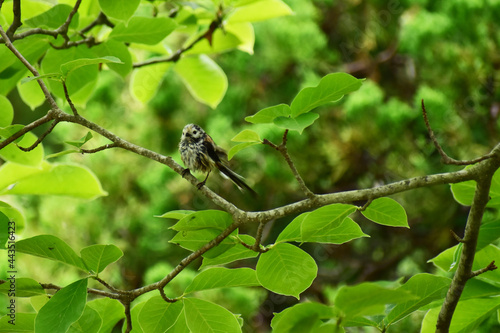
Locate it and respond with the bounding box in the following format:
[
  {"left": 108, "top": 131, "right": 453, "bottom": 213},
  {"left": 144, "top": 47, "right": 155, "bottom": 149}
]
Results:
[
  {"left": 5, "top": 0, "right": 21, "bottom": 38},
  {"left": 422, "top": 99, "right": 493, "bottom": 165},
  {"left": 436, "top": 154, "right": 500, "bottom": 332},
  {"left": 263, "top": 130, "right": 315, "bottom": 198},
  {"left": 470, "top": 261, "right": 497, "bottom": 278},
  {"left": 17, "top": 119, "right": 59, "bottom": 152}
]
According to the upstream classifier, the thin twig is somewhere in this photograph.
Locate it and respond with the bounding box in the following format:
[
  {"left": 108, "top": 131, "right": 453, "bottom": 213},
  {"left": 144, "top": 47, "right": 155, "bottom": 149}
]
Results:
[
  {"left": 80, "top": 143, "right": 118, "bottom": 154},
  {"left": 450, "top": 230, "right": 464, "bottom": 243},
  {"left": 94, "top": 276, "right": 121, "bottom": 293},
  {"left": 159, "top": 287, "right": 178, "bottom": 303},
  {"left": 263, "top": 130, "right": 315, "bottom": 198},
  {"left": 132, "top": 17, "right": 221, "bottom": 68},
  {"left": 5, "top": 0, "right": 21, "bottom": 38},
  {"left": 470, "top": 261, "right": 497, "bottom": 278},
  {"left": 0, "top": 112, "right": 54, "bottom": 150},
  {"left": 17, "top": 120, "right": 59, "bottom": 152},
  {"left": 422, "top": 99, "right": 493, "bottom": 165},
  {"left": 62, "top": 80, "right": 79, "bottom": 116},
  {"left": 252, "top": 222, "right": 268, "bottom": 252},
  {"left": 0, "top": 25, "right": 58, "bottom": 109}
]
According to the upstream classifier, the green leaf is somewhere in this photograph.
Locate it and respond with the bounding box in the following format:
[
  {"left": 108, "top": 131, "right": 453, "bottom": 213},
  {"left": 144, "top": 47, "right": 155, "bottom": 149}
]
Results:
[
  {"left": 0, "top": 163, "right": 107, "bottom": 200},
  {"left": 256, "top": 243, "right": 317, "bottom": 298},
  {"left": 80, "top": 244, "right": 123, "bottom": 274},
  {"left": 87, "top": 298, "right": 124, "bottom": 333},
  {"left": 428, "top": 245, "right": 457, "bottom": 272},
  {"left": 0, "top": 132, "right": 44, "bottom": 166},
  {"left": 98, "top": 0, "right": 140, "bottom": 21},
  {"left": 245, "top": 104, "right": 291, "bottom": 124},
  {"left": 93, "top": 40, "right": 133, "bottom": 77},
  {"left": 335, "top": 282, "right": 417, "bottom": 319},
  {"left": 67, "top": 305, "right": 102, "bottom": 333},
  {"left": 271, "top": 302, "right": 336, "bottom": 333},
  {"left": 156, "top": 210, "right": 195, "bottom": 220},
  {"left": 301, "top": 204, "right": 367, "bottom": 244},
  {"left": 0, "top": 201, "right": 25, "bottom": 235},
  {"left": 183, "top": 298, "right": 242, "bottom": 333},
  {"left": 0, "top": 95, "right": 13, "bottom": 127},
  {"left": 24, "top": 4, "right": 79, "bottom": 29},
  {"left": 138, "top": 296, "right": 183, "bottom": 333},
  {"left": 65, "top": 132, "right": 93, "bottom": 148},
  {"left": 169, "top": 228, "right": 237, "bottom": 258},
  {"left": 274, "top": 112, "right": 320, "bottom": 134},
  {"left": 276, "top": 212, "right": 309, "bottom": 243},
  {"left": 361, "top": 197, "right": 409, "bottom": 228},
  {"left": 185, "top": 267, "right": 260, "bottom": 293},
  {"left": 41, "top": 46, "right": 99, "bottom": 105},
  {"left": 477, "top": 218, "right": 500, "bottom": 251},
  {"left": 20, "top": 73, "right": 63, "bottom": 84},
  {"left": 450, "top": 180, "right": 476, "bottom": 206},
  {"left": 170, "top": 210, "right": 233, "bottom": 231},
  {"left": 16, "top": 235, "right": 86, "bottom": 271},
  {"left": 421, "top": 298, "right": 500, "bottom": 333},
  {"left": 228, "top": 0, "right": 293, "bottom": 23},
  {"left": 130, "top": 62, "right": 172, "bottom": 104},
  {"left": 384, "top": 274, "right": 451, "bottom": 325},
  {"left": 17, "top": 78, "right": 46, "bottom": 110},
  {"left": 0, "top": 277, "right": 45, "bottom": 297},
  {"left": 35, "top": 278, "right": 88, "bottom": 333},
  {"left": 227, "top": 142, "right": 260, "bottom": 161},
  {"left": 0, "top": 124, "right": 25, "bottom": 143},
  {"left": 174, "top": 55, "right": 228, "bottom": 109},
  {"left": 129, "top": 301, "right": 146, "bottom": 333},
  {"left": 0, "top": 211, "right": 10, "bottom": 248},
  {"left": 200, "top": 234, "right": 259, "bottom": 268},
  {"left": 231, "top": 129, "right": 262, "bottom": 142},
  {"left": 0, "top": 313, "right": 35, "bottom": 332},
  {"left": 290, "top": 73, "right": 364, "bottom": 117},
  {"left": 110, "top": 16, "right": 177, "bottom": 45},
  {"left": 60, "top": 56, "right": 123, "bottom": 77},
  {"left": 472, "top": 245, "right": 500, "bottom": 283}
]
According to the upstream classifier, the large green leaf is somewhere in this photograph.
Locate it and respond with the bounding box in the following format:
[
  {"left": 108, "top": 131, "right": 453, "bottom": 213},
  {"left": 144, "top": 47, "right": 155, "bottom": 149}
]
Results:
[
  {"left": 0, "top": 201, "right": 25, "bottom": 235},
  {"left": 227, "top": 142, "right": 261, "bottom": 160},
  {"left": 170, "top": 210, "right": 233, "bottom": 231},
  {"left": 17, "top": 78, "right": 46, "bottom": 110},
  {"left": 185, "top": 267, "right": 260, "bottom": 293},
  {"left": 93, "top": 40, "right": 133, "bottom": 77},
  {"left": 256, "top": 243, "right": 317, "bottom": 299},
  {"left": 130, "top": 62, "right": 172, "bottom": 104},
  {"left": 80, "top": 244, "right": 123, "bottom": 274},
  {"left": 0, "top": 132, "right": 44, "bottom": 166},
  {"left": 98, "top": 0, "right": 139, "bottom": 21},
  {"left": 0, "top": 162, "right": 107, "bottom": 200},
  {"left": 87, "top": 298, "right": 124, "bottom": 333},
  {"left": 273, "top": 113, "right": 320, "bottom": 134},
  {"left": 138, "top": 296, "right": 183, "bottom": 333},
  {"left": 67, "top": 305, "right": 102, "bottom": 333},
  {"left": 276, "top": 212, "right": 309, "bottom": 243},
  {"left": 271, "top": 302, "right": 336, "bottom": 333},
  {"left": 16, "top": 235, "right": 86, "bottom": 271},
  {"left": 200, "top": 234, "right": 258, "bottom": 268},
  {"left": 290, "top": 73, "right": 364, "bottom": 117},
  {"left": 110, "top": 16, "right": 177, "bottom": 45},
  {"left": 0, "top": 277, "right": 45, "bottom": 297},
  {"left": 228, "top": 0, "right": 293, "bottom": 23},
  {"left": 169, "top": 228, "right": 237, "bottom": 258},
  {"left": 301, "top": 204, "right": 366, "bottom": 243},
  {"left": 35, "top": 279, "right": 88, "bottom": 333},
  {"left": 0, "top": 313, "right": 35, "bottom": 332},
  {"left": 361, "top": 197, "right": 409, "bottom": 228},
  {"left": 421, "top": 297, "right": 500, "bottom": 333},
  {"left": 174, "top": 55, "right": 228, "bottom": 109},
  {"left": 384, "top": 274, "right": 451, "bottom": 325},
  {"left": 245, "top": 104, "right": 291, "bottom": 124},
  {"left": 183, "top": 298, "right": 241, "bottom": 333},
  {"left": 0, "top": 95, "right": 13, "bottom": 127},
  {"left": 24, "top": 4, "right": 79, "bottom": 29},
  {"left": 60, "top": 56, "right": 123, "bottom": 77},
  {"left": 451, "top": 168, "right": 500, "bottom": 208},
  {"left": 335, "top": 282, "right": 417, "bottom": 319}
]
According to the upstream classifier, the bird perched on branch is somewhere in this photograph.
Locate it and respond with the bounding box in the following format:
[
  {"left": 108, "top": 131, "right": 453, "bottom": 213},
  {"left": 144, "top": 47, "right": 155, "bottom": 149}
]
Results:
[{"left": 179, "top": 124, "right": 257, "bottom": 196}]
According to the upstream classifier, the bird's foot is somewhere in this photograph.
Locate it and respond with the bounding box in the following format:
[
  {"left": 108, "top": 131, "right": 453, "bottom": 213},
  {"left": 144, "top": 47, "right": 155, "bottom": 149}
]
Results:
[{"left": 196, "top": 180, "right": 206, "bottom": 190}]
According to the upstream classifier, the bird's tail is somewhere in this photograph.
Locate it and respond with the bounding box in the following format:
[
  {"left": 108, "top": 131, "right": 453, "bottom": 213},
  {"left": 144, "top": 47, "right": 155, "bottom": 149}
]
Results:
[{"left": 216, "top": 162, "right": 257, "bottom": 197}]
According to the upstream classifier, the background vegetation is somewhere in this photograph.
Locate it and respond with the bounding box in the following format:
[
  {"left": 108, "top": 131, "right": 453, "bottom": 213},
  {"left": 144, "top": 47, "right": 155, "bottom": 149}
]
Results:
[{"left": 1, "top": 0, "right": 500, "bottom": 332}]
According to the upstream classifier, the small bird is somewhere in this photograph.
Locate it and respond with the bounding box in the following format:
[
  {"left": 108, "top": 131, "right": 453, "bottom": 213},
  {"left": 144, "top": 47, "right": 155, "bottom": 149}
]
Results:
[{"left": 179, "top": 124, "right": 257, "bottom": 196}]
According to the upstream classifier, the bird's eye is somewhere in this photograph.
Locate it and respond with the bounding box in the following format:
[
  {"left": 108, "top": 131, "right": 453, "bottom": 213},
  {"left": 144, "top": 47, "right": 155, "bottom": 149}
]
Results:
[{"left": 193, "top": 130, "right": 197, "bottom": 135}]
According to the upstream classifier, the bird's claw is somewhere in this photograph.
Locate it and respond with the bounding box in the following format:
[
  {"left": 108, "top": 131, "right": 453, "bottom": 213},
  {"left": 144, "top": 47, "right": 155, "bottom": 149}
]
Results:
[
  {"left": 181, "top": 168, "right": 190, "bottom": 178},
  {"left": 196, "top": 180, "right": 206, "bottom": 190}
]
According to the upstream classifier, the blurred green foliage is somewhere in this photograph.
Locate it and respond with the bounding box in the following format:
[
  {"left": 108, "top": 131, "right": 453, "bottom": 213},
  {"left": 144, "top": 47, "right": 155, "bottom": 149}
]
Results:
[{"left": 3, "top": 0, "right": 500, "bottom": 331}]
